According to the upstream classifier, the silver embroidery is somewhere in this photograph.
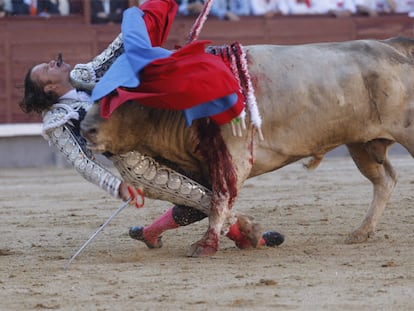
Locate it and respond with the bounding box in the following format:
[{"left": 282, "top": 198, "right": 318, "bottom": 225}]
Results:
[
  {"left": 70, "top": 34, "right": 124, "bottom": 91},
  {"left": 47, "top": 125, "right": 121, "bottom": 198},
  {"left": 42, "top": 99, "right": 92, "bottom": 138},
  {"left": 112, "top": 152, "right": 212, "bottom": 214}
]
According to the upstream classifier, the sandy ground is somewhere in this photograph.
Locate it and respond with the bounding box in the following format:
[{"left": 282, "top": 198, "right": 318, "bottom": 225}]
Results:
[{"left": 0, "top": 156, "right": 413, "bottom": 311}]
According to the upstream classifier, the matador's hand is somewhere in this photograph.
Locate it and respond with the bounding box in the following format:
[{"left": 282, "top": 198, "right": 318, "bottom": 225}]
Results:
[{"left": 119, "top": 182, "right": 145, "bottom": 208}]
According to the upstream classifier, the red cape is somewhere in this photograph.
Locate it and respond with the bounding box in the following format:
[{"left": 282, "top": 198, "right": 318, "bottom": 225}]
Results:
[
  {"left": 100, "top": 41, "right": 244, "bottom": 125},
  {"left": 100, "top": 0, "right": 244, "bottom": 125}
]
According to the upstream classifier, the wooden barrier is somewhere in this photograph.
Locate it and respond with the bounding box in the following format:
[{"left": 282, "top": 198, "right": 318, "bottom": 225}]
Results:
[{"left": 1, "top": 13, "right": 413, "bottom": 124}]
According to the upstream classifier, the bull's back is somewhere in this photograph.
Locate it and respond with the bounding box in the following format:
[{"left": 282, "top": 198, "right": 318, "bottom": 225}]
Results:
[{"left": 240, "top": 39, "right": 414, "bottom": 174}]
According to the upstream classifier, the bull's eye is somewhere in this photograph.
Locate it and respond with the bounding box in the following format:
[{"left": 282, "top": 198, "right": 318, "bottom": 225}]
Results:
[{"left": 88, "top": 128, "right": 97, "bottom": 135}]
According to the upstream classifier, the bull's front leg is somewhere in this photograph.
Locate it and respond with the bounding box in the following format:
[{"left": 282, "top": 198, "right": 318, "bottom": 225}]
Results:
[
  {"left": 187, "top": 119, "right": 255, "bottom": 256},
  {"left": 187, "top": 193, "right": 233, "bottom": 257}
]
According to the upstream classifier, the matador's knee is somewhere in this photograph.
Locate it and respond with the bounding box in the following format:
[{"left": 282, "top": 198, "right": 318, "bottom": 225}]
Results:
[{"left": 172, "top": 205, "right": 207, "bottom": 226}]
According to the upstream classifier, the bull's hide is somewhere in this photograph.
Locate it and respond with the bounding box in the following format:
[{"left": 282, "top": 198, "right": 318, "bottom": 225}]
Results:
[{"left": 81, "top": 37, "right": 414, "bottom": 256}]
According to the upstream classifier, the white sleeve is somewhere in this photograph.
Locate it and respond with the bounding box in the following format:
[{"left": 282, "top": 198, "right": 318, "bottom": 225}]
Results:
[{"left": 45, "top": 124, "right": 122, "bottom": 198}]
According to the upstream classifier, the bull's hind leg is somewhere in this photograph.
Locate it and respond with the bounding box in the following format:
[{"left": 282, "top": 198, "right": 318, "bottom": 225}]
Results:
[{"left": 345, "top": 142, "right": 397, "bottom": 243}]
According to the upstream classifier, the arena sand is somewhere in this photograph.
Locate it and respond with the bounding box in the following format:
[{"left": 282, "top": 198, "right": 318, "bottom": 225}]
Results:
[{"left": 1, "top": 156, "right": 413, "bottom": 310}]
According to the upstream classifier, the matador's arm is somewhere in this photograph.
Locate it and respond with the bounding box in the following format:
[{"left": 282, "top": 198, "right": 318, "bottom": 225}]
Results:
[{"left": 42, "top": 101, "right": 122, "bottom": 198}]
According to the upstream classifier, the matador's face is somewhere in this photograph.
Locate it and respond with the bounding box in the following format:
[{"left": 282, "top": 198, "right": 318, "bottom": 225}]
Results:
[{"left": 30, "top": 60, "right": 71, "bottom": 95}]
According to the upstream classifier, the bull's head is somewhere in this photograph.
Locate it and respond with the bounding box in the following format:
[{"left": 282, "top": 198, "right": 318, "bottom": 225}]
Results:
[
  {"left": 81, "top": 101, "right": 165, "bottom": 156},
  {"left": 81, "top": 102, "right": 145, "bottom": 155},
  {"left": 81, "top": 101, "right": 199, "bottom": 173}
]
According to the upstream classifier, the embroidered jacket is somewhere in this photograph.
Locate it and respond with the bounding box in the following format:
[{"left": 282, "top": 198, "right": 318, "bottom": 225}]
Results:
[{"left": 42, "top": 90, "right": 122, "bottom": 198}]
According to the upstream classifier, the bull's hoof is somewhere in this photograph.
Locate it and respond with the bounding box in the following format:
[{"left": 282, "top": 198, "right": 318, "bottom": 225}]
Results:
[
  {"left": 262, "top": 231, "right": 285, "bottom": 247},
  {"left": 129, "top": 226, "right": 163, "bottom": 249},
  {"left": 186, "top": 229, "right": 219, "bottom": 257},
  {"left": 235, "top": 214, "right": 263, "bottom": 248},
  {"left": 344, "top": 230, "right": 373, "bottom": 244},
  {"left": 186, "top": 243, "right": 218, "bottom": 257}
]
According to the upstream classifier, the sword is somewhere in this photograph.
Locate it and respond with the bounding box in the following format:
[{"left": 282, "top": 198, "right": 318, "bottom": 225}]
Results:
[{"left": 63, "top": 199, "right": 131, "bottom": 271}]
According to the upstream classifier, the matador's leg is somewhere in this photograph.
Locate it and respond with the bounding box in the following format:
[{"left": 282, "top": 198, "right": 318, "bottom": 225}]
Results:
[
  {"left": 113, "top": 151, "right": 284, "bottom": 249},
  {"left": 129, "top": 205, "right": 285, "bottom": 249}
]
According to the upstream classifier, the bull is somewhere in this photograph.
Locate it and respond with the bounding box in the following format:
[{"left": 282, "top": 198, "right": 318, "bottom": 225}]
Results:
[{"left": 81, "top": 37, "right": 414, "bottom": 257}]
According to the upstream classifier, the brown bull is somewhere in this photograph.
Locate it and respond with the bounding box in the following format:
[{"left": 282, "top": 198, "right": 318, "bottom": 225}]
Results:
[{"left": 81, "top": 37, "right": 414, "bottom": 257}]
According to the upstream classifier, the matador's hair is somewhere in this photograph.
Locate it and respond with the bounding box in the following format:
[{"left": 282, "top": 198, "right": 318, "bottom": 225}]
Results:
[{"left": 19, "top": 67, "right": 59, "bottom": 114}]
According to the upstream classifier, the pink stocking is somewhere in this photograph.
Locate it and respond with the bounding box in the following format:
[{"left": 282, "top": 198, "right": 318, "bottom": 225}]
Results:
[{"left": 142, "top": 208, "right": 180, "bottom": 246}]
